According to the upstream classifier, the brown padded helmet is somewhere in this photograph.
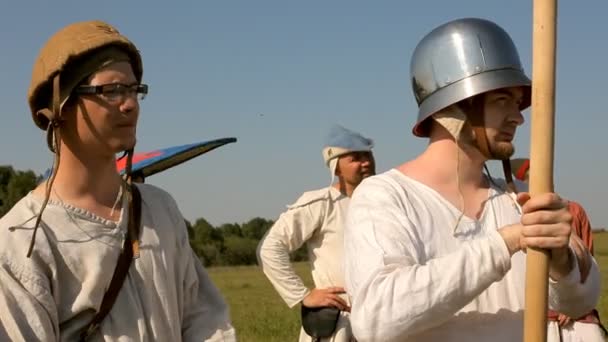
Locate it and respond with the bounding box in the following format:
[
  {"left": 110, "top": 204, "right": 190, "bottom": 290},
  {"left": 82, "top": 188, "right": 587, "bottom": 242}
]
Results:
[{"left": 27, "top": 20, "right": 143, "bottom": 130}]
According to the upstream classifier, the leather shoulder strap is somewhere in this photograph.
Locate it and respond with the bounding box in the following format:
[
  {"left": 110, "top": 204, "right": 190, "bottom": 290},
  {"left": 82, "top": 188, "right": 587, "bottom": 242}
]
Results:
[{"left": 80, "top": 184, "right": 142, "bottom": 341}]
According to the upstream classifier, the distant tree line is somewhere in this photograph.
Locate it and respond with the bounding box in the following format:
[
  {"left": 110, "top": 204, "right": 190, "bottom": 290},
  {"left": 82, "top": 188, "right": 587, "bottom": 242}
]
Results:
[
  {"left": 0, "top": 166, "right": 40, "bottom": 217},
  {"left": 0, "top": 165, "right": 307, "bottom": 267},
  {"left": 185, "top": 217, "right": 307, "bottom": 267}
]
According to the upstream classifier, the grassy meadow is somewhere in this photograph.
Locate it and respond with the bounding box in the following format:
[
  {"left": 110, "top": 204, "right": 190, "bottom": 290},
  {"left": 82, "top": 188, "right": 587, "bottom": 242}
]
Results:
[
  {"left": 208, "top": 232, "right": 608, "bottom": 341},
  {"left": 594, "top": 231, "right": 608, "bottom": 321},
  {"left": 208, "top": 262, "right": 313, "bottom": 341}
]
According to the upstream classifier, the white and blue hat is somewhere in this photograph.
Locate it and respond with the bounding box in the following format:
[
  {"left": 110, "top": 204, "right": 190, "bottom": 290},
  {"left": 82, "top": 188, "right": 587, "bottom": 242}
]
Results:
[
  {"left": 322, "top": 125, "right": 374, "bottom": 167},
  {"left": 322, "top": 125, "right": 374, "bottom": 187}
]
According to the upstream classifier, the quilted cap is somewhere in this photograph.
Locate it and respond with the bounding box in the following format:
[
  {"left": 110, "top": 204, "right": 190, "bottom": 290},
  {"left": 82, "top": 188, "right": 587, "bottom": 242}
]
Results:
[
  {"left": 28, "top": 20, "right": 143, "bottom": 130},
  {"left": 321, "top": 124, "right": 374, "bottom": 167}
]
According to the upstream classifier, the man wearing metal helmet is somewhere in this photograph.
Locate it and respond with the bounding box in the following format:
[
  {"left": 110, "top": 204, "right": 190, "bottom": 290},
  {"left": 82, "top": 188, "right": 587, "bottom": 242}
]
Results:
[
  {"left": 257, "top": 125, "right": 375, "bottom": 342},
  {"left": 0, "top": 21, "right": 235, "bottom": 341},
  {"left": 343, "top": 18, "right": 600, "bottom": 342},
  {"left": 511, "top": 158, "right": 606, "bottom": 340}
]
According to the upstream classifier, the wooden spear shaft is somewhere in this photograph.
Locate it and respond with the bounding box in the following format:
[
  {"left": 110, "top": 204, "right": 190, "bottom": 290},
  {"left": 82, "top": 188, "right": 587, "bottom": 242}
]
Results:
[{"left": 524, "top": 0, "right": 558, "bottom": 341}]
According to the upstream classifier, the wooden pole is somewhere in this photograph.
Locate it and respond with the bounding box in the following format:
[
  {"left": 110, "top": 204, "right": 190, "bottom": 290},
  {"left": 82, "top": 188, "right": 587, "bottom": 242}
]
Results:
[{"left": 524, "top": 0, "right": 558, "bottom": 341}]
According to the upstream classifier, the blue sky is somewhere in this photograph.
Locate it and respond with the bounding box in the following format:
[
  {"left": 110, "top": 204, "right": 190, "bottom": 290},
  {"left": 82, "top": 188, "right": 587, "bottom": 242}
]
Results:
[{"left": 1, "top": 1, "right": 606, "bottom": 228}]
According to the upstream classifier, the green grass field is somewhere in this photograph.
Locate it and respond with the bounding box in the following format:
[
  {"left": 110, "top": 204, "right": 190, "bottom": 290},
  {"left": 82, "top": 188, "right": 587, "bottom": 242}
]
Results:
[
  {"left": 208, "top": 232, "right": 608, "bottom": 341},
  {"left": 207, "top": 263, "right": 313, "bottom": 341},
  {"left": 595, "top": 232, "right": 608, "bottom": 321}
]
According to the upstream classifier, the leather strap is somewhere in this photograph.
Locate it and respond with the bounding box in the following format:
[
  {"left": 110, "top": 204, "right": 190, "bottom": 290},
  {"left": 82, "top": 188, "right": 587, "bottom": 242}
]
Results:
[
  {"left": 80, "top": 184, "right": 142, "bottom": 341},
  {"left": 461, "top": 97, "right": 492, "bottom": 160},
  {"left": 460, "top": 97, "right": 518, "bottom": 193},
  {"left": 502, "top": 159, "right": 517, "bottom": 193}
]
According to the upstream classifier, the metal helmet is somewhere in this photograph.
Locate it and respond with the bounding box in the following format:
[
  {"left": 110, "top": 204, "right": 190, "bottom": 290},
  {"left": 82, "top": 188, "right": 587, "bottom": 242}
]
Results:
[
  {"left": 28, "top": 20, "right": 143, "bottom": 131},
  {"left": 410, "top": 18, "right": 531, "bottom": 137}
]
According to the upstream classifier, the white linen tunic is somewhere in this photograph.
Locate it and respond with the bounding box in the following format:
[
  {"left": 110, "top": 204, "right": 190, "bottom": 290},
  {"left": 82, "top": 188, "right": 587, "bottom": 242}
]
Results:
[
  {"left": 0, "top": 183, "right": 236, "bottom": 342},
  {"left": 258, "top": 187, "right": 353, "bottom": 341},
  {"left": 344, "top": 169, "right": 601, "bottom": 342}
]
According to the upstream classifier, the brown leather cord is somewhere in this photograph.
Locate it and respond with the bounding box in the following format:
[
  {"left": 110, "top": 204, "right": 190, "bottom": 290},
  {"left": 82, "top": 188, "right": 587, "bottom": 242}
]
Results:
[
  {"left": 472, "top": 125, "right": 492, "bottom": 158},
  {"left": 502, "top": 159, "right": 518, "bottom": 193},
  {"left": 52, "top": 73, "right": 60, "bottom": 123},
  {"left": 459, "top": 96, "right": 518, "bottom": 194},
  {"left": 80, "top": 184, "right": 142, "bottom": 341},
  {"left": 27, "top": 75, "right": 63, "bottom": 258},
  {"left": 461, "top": 97, "right": 493, "bottom": 160},
  {"left": 46, "top": 123, "right": 57, "bottom": 154}
]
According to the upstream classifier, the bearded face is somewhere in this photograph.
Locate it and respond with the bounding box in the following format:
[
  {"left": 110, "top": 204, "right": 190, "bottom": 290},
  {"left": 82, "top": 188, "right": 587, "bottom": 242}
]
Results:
[{"left": 480, "top": 87, "right": 526, "bottom": 160}]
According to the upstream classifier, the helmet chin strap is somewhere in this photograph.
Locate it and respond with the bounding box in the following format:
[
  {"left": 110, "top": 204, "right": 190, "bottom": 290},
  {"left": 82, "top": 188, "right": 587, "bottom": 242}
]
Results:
[
  {"left": 459, "top": 98, "right": 518, "bottom": 194},
  {"left": 433, "top": 102, "right": 518, "bottom": 194}
]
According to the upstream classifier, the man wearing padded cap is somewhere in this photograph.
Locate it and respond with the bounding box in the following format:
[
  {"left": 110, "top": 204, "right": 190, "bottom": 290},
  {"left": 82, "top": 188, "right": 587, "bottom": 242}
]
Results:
[
  {"left": 511, "top": 158, "right": 606, "bottom": 340},
  {"left": 257, "top": 125, "right": 375, "bottom": 341},
  {"left": 344, "top": 18, "right": 600, "bottom": 341},
  {"left": 0, "top": 21, "right": 235, "bottom": 341}
]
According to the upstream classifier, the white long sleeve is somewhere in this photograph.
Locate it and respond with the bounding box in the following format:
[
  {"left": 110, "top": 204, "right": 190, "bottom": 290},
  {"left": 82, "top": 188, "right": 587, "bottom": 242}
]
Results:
[
  {"left": 258, "top": 187, "right": 356, "bottom": 342},
  {"left": 257, "top": 187, "right": 351, "bottom": 309},
  {"left": 344, "top": 170, "right": 601, "bottom": 342},
  {"left": 257, "top": 201, "right": 321, "bottom": 307},
  {"left": 548, "top": 248, "right": 601, "bottom": 320},
  {"left": 344, "top": 174, "right": 511, "bottom": 341}
]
